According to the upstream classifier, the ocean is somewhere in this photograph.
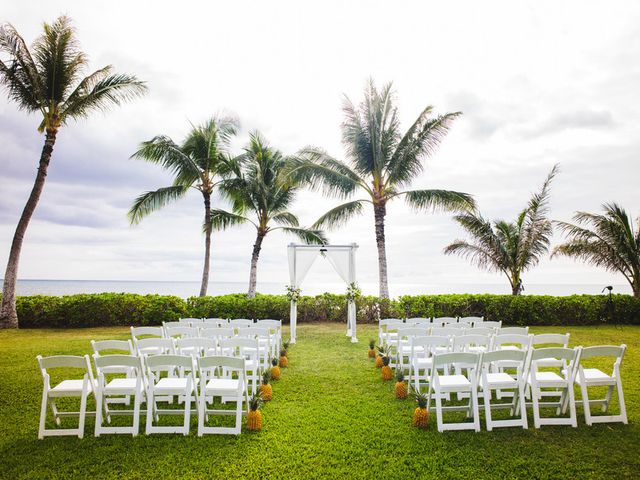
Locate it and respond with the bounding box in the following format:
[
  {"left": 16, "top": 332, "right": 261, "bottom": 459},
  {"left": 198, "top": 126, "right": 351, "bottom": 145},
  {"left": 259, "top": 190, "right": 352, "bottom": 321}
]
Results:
[{"left": 11, "top": 279, "right": 632, "bottom": 298}]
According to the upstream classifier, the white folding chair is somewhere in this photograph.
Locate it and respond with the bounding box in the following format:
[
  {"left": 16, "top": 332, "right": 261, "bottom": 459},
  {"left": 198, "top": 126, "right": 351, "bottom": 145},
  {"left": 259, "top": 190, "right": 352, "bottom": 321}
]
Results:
[
  {"left": 162, "top": 321, "right": 183, "bottom": 330},
  {"left": 408, "top": 335, "right": 451, "bottom": 393},
  {"left": 179, "top": 317, "right": 200, "bottom": 324},
  {"left": 430, "top": 327, "right": 462, "bottom": 337},
  {"left": 404, "top": 317, "right": 431, "bottom": 326},
  {"left": 527, "top": 347, "right": 580, "bottom": 428},
  {"left": 378, "top": 318, "right": 403, "bottom": 346},
  {"left": 575, "top": 345, "right": 627, "bottom": 425},
  {"left": 453, "top": 334, "right": 492, "bottom": 354},
  {"left": 480, "top": 350, "right": 528, "bottom": 430},
  {"left": 255, "top": 319, "right": 282, "bottom": 356},
  {"left": 94, "top": 355, "right": 144, "bottom": 436},
  {"left": 197, "top": 356, "right": 248, "bottom": 436},
  {"left": 457, "top": 317, "right": 475, "bottom": 326},
  {"left": 395, "top": 326, "right": 430, "bottom": 372},
  {"left": 37, "top": 355, "right": 94, "bottom": 439},
  {"left": 230, "top": 319, "right": 253, "bottom": 328},
  {"left": 200, "top": 327, "right": 235, "bottom": 348},
  {"left": 427, "top": 352, "right": 482, "bottom": 432},
  {"left": 134, "top": 337, "right": 175, "bottom": 357},
  {"left": 499, "top": 326, "right": 529, "bottom": 336},
  {"left": 189, "top": 319, "right": 206, "bottom": 328},
  {"left": 219, "top": 338, "right": 261, "bottom": 395},
  {"left": 91, "top": 339, "right": 134, "bottom": 356},
  {"left": 491, "top": 333, "right": 533, "bottom": 399},
  {"left": 131, "top": 326, "right": 164, "bottom": 342},
  {"left": 460, "top": 316, "right": 483, "bottom": 325},
  {"left": 203, "top": 318, "right": 229, "bottom": 327},
  {"left": 434, "top": 316, "right": 458, "bottom": 325},
  {"left": 145, "top": 354, "right": 196, "bottom": 435},
  {"left": 465, "top": 327, "right": 495, "bottom": 336},
  {"left": 175, "top": 337, "right": 217, "bottom": 358},
  {"left": 165, "top": 325, "right": 198, "bottom": 339}
]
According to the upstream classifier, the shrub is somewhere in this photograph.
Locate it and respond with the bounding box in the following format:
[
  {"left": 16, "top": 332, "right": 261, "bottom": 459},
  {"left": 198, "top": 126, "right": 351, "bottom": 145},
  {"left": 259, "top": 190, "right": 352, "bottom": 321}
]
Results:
[{"left": 7, "top": 292, "right": 640, "bottom": 328}]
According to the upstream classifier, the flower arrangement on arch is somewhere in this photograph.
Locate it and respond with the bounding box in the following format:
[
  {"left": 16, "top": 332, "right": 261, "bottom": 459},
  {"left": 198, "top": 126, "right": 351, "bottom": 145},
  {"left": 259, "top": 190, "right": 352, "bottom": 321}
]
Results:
[
  {"left": 286, "top": 285, "right": 301, "bottom": 302},
  {"left": 346, "top": 282, "right": 362, "bottom": 302}
]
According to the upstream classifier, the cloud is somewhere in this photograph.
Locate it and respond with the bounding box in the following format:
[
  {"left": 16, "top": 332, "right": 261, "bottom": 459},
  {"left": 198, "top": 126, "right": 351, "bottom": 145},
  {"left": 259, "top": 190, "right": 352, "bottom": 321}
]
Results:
[{"left": 519, "top": 109, "right": 615, "bottom": 139}]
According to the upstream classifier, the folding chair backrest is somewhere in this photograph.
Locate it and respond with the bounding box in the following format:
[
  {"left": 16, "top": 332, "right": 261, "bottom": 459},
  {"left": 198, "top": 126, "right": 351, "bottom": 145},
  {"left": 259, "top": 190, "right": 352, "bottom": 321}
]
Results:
[
  {"left": 131, "top": 326, "right": 164, "bottom": 340},
  {"left": 175, "top": 337, "right": 216, "bottom": 357},
  {"left": 530, "top": 347, "right": 577, "bottom": 363},
  {"left": 38, "top": 355, "right": 90, "bottom": 371},
  {"left": 465, "top": 327, "right": 494, "bottom": 336},
  {"left": 135, "top": 338, "right": 175, "bottom": 356},
  {"left": 482, "top": 349, "right": 527, "bottom": 365},
  {"left": 236, "top": 326, "right": 258, "bottom": 338},
  {"left": 145, "top": 354, "right": 193, "bottom": 370},
  {"left": 165, "top": 326, "right": 198, "bottom": 338},
  {"left": 198, "top": 355, "right": 245, "bottom": 371},
  {"left": 433, "top": 352, "right": 480, "bottom": 369},
  {"left": 434, "top": 316, "right": 457, "bottom": 324},
  {"left": 220, "top": 337, "right": 259, "bottom": 358},
  {"left": 162, "top": 321, "right": 182, "bottom": 330},
  {"left": 189, "top": 319, "right": 206, "bottom": 327},
  {"left": 380, "top": 318, "right": 403, "bottom": 329},
  {"left": 430, "top": 327, "right": 460, "bottom": 337},
  {"left": 230, "top": 319, "right": 253, "bottom": 328},
  {"left": 579, "top": 345, "right": 625, "bottom": 361},
  {"left": 200, "top": 327, "right": 235, "bottom": 340},
  {"left": 412, "top": 335, "right": 451, "bottom": 354},
  {"left": 203, "top": 318, "right": 228, "bottom": 327},
  {"left": 94, "top": 354, "right": 142, "bottom": 370},
  {"left": 499, "top": 326, "right": 529, "bottom": 336},
  {"left": 460, "top": 316, "right": 483, "bottom": 324},
  {"left": 256, "top": 319, "right": 281, "bottom": 328},
  {"left": 532, "top": 333, "right": 569, "bottom": 347},
  {"left": 405, "top": 318, "right": 431, "bottom": 326},
  {"left": 481, "top": 321, "right": 502, "bottom": 328},
  {"left": 397, "top": 326, "right": 430, "bottom": 339},
  {"left": 446, "top": 323, "right": 466, "bottom": 329},
  {"left": 91, "top": 339, "right": 134, "bottom": 356},
  {"left": 179, "top": 318, "right": 199, "bottom": 324},
  {"left": 493, "top": 334, "right": 531, "bottom": 350},
  {"left": 454, "top": 334, "right": 492, "bottom": 351}
]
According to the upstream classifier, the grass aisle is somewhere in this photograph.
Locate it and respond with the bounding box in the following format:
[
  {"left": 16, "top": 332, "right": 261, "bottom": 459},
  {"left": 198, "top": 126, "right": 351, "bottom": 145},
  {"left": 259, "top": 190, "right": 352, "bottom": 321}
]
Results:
[{"left": 0, "top": 324, "right": 639, "bottom": 479}]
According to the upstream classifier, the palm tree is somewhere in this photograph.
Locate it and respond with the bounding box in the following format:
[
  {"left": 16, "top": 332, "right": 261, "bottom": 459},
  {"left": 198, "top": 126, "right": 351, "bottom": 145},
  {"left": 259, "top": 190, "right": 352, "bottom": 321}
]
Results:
[
  {"left": 0, "top": 16, "right": 147, "bottom": 328},
  {"left": 444, "top": 165, "right": 559, "bottom": 295},
  {"left": 290, "top": 80, "right": 475, "bottom": 298},
  {"left": 129, "top": 116, "right": 239, "bottom": 297},
  {"left": 553, "top": 203, "right": 639, "bottom": 297},
  {"left": 213, "top": 132, "right": 327, "bottom": 298}
]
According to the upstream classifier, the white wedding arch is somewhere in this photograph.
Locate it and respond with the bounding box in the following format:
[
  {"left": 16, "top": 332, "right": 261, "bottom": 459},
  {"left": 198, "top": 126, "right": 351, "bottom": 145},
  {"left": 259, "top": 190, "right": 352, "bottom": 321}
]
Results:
[{"left": 287, "top": 243, "right": 359, "bottom": 344}]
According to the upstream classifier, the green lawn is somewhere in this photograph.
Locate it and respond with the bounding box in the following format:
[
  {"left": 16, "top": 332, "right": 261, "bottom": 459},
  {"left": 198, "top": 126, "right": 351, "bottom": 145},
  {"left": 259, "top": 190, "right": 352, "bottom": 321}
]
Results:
[{"left": 0, "top": 324, "right": 638, "bottom": 479}]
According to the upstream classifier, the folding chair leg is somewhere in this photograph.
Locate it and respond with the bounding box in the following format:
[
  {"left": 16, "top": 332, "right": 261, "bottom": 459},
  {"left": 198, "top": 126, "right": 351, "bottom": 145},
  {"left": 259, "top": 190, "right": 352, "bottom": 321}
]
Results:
[
  {"left": 580, "top": 381, "right": 593, "bottom": 426},
  {"left": 531, "top": 386, "right": 541, "bottom": 429},
  {"left": 568, "top": 385, "right": 578, "bottom": 428},
  {"left": 235, "top": 392, "right": 243, "bottom": 435},
  {"left": 603, "top": 385, "right": 615, "bottom": 413},
  {"left": 145, "top": 390, "right": 154, "bottom": 435},
  {"left": 182, "top": 394, "right": 191, "bottom": 436},
  {"left": 78, "top": 390, "right": 88, "bottom": 439},
  {"left": 483, "top": 388, "right": 493, "bottom": 431},
  {"left": 38, "top": 389, "right": 48, "bottom": 440},
  {"left": 435, "top": 394, "right": 444, "bottom": 433},
  {"left": 95, "top": 390, "right": 103, "bottom": 437},
  {"left": 471, "top": 388, "right": 481, "bottom": 432}
]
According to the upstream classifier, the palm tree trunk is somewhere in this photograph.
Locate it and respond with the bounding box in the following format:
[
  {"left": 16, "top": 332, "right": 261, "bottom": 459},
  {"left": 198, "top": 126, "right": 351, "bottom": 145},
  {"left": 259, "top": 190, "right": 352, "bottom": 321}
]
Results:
[
  {"left": 247, "top": 230, "right": 266, "bottom": 298},
  {"left": 199, "top": 192, "right": 212, "bottom": 297},
  {"left": 374, "top": 202, "right": 390, "bottom": 299},
  {"left": 0, "top": 129, "right": 58, "bottom": 329}
]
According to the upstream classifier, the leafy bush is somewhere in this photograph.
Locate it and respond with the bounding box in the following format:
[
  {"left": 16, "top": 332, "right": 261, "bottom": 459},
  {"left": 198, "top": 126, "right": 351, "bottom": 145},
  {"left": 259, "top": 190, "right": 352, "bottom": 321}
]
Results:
[{"left": 7, "top": 292, "right": 640, "bottom": 328}]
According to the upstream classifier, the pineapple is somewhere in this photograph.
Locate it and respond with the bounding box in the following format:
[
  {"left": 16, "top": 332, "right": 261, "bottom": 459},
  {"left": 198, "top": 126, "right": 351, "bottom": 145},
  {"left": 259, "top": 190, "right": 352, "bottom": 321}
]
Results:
[
  {"left": 395, "top": 370, "right": 408, "bottom": 399},
  {"left": 282, "top": 341, "right": 290, "bottom": 357},
  {"left": 367, "top": 339, "right": 376, "bottom": 358},
  {"left": 381, "top": 350, "right": 393, "bottom": 381},
  {"left": 270, "top": 357, "right": 281, "bottom": 380},
  {"left": 279, "top": 348, "right": 289, "bottom": 368},
  {"left": 260, "top": 370, "right": 273, "bottom": 401},
  {"left": 247, "top": 392, "right": 263, "bottom": 431},
  {"left": 375, "top": 345, "right": 384, "bottom": 368},
  {"left": 412, "top": 390, "right": 430, "bottom": 429}
]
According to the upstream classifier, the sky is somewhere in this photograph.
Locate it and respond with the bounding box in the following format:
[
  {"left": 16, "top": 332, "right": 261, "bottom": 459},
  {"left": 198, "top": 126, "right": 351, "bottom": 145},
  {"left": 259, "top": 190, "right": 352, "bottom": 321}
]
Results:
[{"left": 0, "top": 0, "right": 638, "bottom": 297}]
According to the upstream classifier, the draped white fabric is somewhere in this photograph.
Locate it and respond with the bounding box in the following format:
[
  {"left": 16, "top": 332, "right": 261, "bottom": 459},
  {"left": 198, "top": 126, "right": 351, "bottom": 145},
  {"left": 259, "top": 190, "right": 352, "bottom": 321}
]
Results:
[{"left": 287, "top": 244, "right": 358, "bottom": 344}]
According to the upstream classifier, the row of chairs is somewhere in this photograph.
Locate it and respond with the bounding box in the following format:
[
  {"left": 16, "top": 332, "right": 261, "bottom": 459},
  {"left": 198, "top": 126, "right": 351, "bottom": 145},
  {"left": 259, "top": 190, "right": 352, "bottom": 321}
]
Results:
[
  {"left": 420, "top": 345, "right": 627, "bottom": 432},
  {"left": 37, "top": 352, "right": 253, "bottom": 438},
  {"left": 379, "top": 317, "right": 502, "bottom": 345}
]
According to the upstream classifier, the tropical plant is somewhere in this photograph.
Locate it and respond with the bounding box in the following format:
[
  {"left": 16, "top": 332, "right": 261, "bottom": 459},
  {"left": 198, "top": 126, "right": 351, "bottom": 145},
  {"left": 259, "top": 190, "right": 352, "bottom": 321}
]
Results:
[
  {"left": 290, "top": 80, "right": 474, "bottom": 298},
  {"left": 553, "top": 203, "right": 639, "bottom": 297},
  {"left": 412, "top": 389, "right": 430, "bottom": 429},
  {"left": 279, "top": 347, "right": 289, "bottom": 368},
  {"left": 260, "top": 370, "right": 273, "bottom": 401},
  {"left": 247, "top": 391, "right": 263, "bottom": 431},
  {"left": 128, "top": 116, "right": 238, "bottom": 297},
  {"left": 380, "top": 347, "right": 393, "bottom": 380},
  {"left": 375, "top": 345, "right": 384, "bottom": 368},
  {"left": 270, "top": 357, "right": 281, "bottom": 380},
  {"left": 282, "top": 340, "right": 290, "bottom": 357},
  {"left": 0, "top": 16, "right": 147, "bottom": 328},
  {"left": 367, "top": 339, "right": 376, "bottom": 358},
  {"left": 444, "top": 165, "right": 559, "bottom": 295},
  {"left": 395, "top": 370, "right": 408, "bottom": 399},
  {"left": 213, "top": 132, "right": 326, "bottom": 297}
]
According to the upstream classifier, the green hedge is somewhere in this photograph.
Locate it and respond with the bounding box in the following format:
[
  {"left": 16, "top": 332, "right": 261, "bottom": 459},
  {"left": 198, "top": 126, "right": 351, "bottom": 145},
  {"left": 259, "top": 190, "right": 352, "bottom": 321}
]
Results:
[{"left": 8, "top": 292, "right": 640, "bottom": 328}]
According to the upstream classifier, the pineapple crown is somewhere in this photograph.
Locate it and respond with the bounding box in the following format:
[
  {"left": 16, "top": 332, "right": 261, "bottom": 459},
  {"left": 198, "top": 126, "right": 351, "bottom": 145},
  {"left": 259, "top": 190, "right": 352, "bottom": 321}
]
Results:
[
  {"left": 376, "top": 345, "right": 385, "bottom": 354},
  {"left": 382, "top": 355, "right": 391, "bottom": 367},
  {"left": 396, "top": 370, "right": 405, "bottom": 382},
  {"left": 280, "top": 348, "right": 287, "bottom": 357},
  {"left": 368, "top": 339, "right": 376, "bottom": 349},
  {"left": 249, "top": 391, "right": 263, "bottom": 411},
  {"left": 282, "top": 341, "right": 290, "bottom": 351},
  {"left": 412, "top": 388, "right": 429, "bottom": 409},
  {"left": 262, "top": 369, "right": 271, "bottom": 385},
  {"left": 271, "top": 357, "right": 279, "bottom": 367}
]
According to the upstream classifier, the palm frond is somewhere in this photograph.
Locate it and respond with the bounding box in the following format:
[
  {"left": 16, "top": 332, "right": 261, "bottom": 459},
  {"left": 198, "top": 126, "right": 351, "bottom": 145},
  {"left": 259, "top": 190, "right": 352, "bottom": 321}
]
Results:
[
  {"left": 130, "top": 135, "right": 201, "bottom": 182},
  {"left": 289, "top": 148, "right": 362, "bottom": 198},
  {"left": 275, "top": 226, "right": 327, "bottom": 245},
  {"left": 128, "top": 185, "right": 189, "bottom": 225},
  {"left": 402, "top": 189, "right": 475, "bottom": 213},
  {"left": 272, "top": 212, "right": 300, "bottom": 227},
  {"left": 312, "top": 200, "right": 367, "bottom": 230},
  {"left": 209, "top": 209, "right": 251, "bottom": 231}
]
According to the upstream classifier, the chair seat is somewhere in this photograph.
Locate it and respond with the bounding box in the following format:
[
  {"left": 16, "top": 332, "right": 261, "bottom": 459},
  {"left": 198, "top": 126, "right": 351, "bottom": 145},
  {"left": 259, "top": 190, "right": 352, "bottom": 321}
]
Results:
[
  {"left": 576, "top": 368, "right": 613, "bottom": 385},
  {"left": 498, "top": 345, "right": 521, "bottom": 351},
  {"left": 437, "top": 374, "right": 471, "bottom": 389},
  {"left": 104, "top": 378, "right": 138, "bottom": 393},
  {"left": 155, "top": 377, "right": 193, "bottom": 393},
  {"left": 412, "top": 357, "right": 433, "bottom": 368},
  {"left": 205, "top": 378, "right": 242, "bottom": 394},
  {"left": 400, "top": 346, "right": 424, "bottom": 355},
  {"left": 51, "top": 379, "right": 92, "bottom": 395},
  {"left": 529, "top": 371, "right": 566, "bottom": 386},
  {"left": 468, "top": 346, "right": 488, "bottom": 353},
  {"left": 484, "top": 372, "right": 518, "bottom": 388}
]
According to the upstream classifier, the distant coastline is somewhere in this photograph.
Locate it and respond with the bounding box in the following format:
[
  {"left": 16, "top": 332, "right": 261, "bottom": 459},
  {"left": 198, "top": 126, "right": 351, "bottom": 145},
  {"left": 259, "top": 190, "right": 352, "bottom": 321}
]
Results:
[{"left": 6, "top": 279, "right": 632, "bottom": 298}]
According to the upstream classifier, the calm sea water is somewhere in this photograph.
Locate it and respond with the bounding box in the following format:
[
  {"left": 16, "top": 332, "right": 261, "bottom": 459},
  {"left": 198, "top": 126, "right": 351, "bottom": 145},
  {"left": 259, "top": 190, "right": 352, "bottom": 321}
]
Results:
[{"left": 11, "top": 279, "right": 632, "bottom": 298}]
